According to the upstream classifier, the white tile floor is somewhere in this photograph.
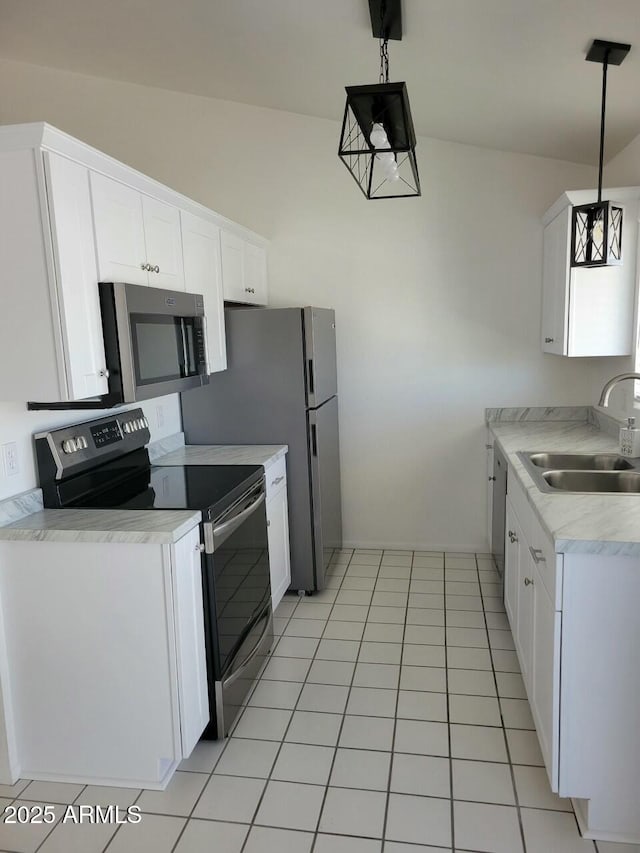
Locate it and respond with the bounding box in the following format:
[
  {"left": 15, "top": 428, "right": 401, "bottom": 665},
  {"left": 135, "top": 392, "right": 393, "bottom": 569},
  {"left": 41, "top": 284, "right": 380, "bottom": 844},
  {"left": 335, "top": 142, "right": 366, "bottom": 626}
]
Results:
[{"left": 0, "top": 548, "right": 633, "bottom": 853}]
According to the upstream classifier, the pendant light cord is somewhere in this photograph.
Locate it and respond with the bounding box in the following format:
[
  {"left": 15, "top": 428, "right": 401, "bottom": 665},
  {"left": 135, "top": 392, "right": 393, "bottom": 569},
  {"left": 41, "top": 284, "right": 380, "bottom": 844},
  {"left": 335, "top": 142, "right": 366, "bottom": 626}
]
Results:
[
  {"left": 379, "top": 0, "right": 390, "bottom": 83},
  {"left": 597, "top": 49, "right": 609, "bottom": 204}
]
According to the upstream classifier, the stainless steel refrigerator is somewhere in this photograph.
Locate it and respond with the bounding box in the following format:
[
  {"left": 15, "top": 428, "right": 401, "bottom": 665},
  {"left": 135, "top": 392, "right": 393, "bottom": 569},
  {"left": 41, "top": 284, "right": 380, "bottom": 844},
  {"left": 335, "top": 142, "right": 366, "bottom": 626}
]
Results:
[{"left": 180, "top": 306, "right": 342, "bottom": 593}]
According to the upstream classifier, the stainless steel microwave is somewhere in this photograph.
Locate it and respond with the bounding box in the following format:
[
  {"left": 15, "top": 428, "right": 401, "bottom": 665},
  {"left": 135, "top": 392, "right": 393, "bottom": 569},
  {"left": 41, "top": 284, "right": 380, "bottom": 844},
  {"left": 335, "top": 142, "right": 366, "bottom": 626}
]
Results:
[{"left": 99, "top": 282, "right": 209, "bottom": 403}]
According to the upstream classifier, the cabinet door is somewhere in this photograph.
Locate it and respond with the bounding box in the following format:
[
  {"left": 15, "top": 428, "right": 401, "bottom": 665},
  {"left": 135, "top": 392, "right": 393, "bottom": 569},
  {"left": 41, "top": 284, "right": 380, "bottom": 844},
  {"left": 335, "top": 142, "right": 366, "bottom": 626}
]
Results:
[
  {"left": 486, "top": 443, "right": 494, "bottom": 553},
  {"left": 90, "top": 172, "right": 149, "bottom": 286},
  {"left": 220, "top": 231, "right": 246, "bottom": 302},
  {"left": 267, "top": 488, "right": 291, "bottom": 610},
  {"left": 504, "top": 500, "right": 520, "bottom": 634},
  {"left": 530, "top": 567, "right": 561, "bottom": 790},
  {"left": 541, "top": 208, "right": 570, "bottom": 355},
  {"left": 180, "top": 211, "right": 227, "bottom": 373},
  {"left": 244, "top": 243, "right": 268, "bottom": 305},
  {"left": 44, "top": 153, "right": 109, "bottom": 400},
  {"left": 141, "top": 195, "right": 185, "bottom": 292},
  {"left": 516, "top": 548, "right": 535, "bottom": 692},
  {"left": 171, "top": 527, "right": 209, "bottom": 757}
]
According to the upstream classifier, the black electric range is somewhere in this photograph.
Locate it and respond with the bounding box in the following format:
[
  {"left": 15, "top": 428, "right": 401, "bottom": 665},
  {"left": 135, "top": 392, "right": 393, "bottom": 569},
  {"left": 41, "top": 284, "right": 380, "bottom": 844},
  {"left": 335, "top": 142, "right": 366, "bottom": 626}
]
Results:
[{"left": 35, "top": 408, "right": 273, "bottom": 740}]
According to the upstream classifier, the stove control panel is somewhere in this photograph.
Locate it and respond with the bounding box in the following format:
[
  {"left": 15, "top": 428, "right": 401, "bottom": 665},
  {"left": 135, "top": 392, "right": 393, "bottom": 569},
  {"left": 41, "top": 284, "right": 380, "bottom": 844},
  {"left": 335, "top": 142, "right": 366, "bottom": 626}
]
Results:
[
  {"left": 61, "top": 436, "right": 89, "bottom": 454},
  {"left": 121, "top": 416, "right": 149, "bottom": 435},
  {"left": 35, "top": 408, "right": 151, "bottom": 481}
]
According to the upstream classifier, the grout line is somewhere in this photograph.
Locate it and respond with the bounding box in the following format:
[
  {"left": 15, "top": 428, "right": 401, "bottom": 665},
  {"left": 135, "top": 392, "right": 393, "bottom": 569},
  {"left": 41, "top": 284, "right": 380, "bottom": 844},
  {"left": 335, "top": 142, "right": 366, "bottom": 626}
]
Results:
[
  {"left": 16, "top": 552, "right": 585, "bottom": 853},
  {"left": 309, "top": 549, "right": 384, "bottom": 850},
  {"left": 444, "top": 552, "right": 456, "bottom": 853},
  {"left": 167, "top": 579, "right": 305, "bottom": 853},
  {"left": 477, "top": 554, "right": 528, "bottom": 853}
]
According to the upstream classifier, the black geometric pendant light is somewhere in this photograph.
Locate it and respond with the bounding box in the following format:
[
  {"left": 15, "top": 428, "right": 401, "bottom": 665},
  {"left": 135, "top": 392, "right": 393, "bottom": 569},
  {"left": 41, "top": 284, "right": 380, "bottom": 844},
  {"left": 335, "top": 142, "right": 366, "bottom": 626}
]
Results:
[
  {"left": 338, "top": 0, "right": 420, "bottom": 199},
  {"left": 571, "top": 39, "right": 631, "bottom": 267}
]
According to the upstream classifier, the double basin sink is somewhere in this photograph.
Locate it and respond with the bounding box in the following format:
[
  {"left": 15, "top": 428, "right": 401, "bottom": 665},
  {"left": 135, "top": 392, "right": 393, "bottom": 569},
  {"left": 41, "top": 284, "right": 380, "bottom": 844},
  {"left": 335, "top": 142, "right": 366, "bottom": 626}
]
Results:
[{"left": 517, "top": 451, "right": 640, "bottom": 494}]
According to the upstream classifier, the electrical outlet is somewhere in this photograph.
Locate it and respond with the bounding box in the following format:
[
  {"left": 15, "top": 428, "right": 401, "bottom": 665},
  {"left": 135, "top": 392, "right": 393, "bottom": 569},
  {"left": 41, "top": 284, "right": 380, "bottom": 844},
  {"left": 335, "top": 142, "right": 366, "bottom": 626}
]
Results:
[
  {"left": 2, "top": 442, "right": 19, "bottom": 477},
  {"left": 156, "top": 404, "right": 164, "bottom": 429}
]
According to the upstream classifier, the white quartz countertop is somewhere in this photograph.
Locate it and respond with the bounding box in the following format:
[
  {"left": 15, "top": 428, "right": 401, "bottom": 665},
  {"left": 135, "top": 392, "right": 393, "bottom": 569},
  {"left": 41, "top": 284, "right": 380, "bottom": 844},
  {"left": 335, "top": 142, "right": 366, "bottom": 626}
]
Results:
[
  {"left": 0, "top": 442, "right": 286, "bottom": 543},
  {"left": 490, "top": 420, "right": 640, "bottom": 556},
  {"left": 153, "top": 444, "right": 288, "bottom": 467},
  {"left": 0, "top": 508, "right": 201, "bottom": 544}
]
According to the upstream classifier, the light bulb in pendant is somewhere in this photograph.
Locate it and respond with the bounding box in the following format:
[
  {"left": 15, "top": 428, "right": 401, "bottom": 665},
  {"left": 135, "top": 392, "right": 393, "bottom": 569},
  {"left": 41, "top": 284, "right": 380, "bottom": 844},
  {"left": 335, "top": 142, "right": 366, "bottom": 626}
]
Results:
[{"left": 370, "top": 122, "right": 389, "bottom": 149}]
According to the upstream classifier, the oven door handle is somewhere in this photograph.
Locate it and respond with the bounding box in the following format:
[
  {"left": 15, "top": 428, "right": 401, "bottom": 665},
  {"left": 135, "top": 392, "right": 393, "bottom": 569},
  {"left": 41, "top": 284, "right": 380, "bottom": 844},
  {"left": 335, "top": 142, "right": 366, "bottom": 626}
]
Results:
[
  {"left": 222, "top": 609, "right": 272, "bottom": 691},
  {"left": 203, "top": 490, "right": 266, "bottom": 553}
]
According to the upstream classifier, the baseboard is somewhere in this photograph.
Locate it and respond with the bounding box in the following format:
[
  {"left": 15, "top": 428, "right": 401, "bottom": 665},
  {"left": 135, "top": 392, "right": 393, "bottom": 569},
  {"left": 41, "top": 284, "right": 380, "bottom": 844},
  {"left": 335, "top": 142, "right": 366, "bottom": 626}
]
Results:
[{"left": 340, "top": 541, "right": 490, "bottom": 554}]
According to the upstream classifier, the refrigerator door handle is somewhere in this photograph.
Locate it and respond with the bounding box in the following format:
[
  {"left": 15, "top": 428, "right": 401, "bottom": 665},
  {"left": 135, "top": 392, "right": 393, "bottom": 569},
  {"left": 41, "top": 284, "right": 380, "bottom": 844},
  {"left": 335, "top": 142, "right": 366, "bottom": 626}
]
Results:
[
  {"left": 308, "top": 359, "right": 315, "bottom": 395},
  {"left": 311, "top": 423, "right": 318, "bottom": 457}
]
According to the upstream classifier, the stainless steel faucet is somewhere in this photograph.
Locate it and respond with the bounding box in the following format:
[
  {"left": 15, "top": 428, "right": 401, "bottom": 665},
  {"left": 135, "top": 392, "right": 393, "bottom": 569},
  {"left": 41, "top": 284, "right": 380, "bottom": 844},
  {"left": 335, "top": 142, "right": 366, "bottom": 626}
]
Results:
[{"left": 598, "top": 373, "right": 640, "bottom": 407}]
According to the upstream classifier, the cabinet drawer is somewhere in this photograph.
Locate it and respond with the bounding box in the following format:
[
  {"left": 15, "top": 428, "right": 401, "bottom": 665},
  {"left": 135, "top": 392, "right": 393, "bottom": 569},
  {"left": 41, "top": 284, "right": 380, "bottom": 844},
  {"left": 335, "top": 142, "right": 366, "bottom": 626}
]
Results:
[
  {"left": 528, "top": 511, "right": 562, "bottom": 610},
  {"left": 265, "top": 456, "right": 287, "bottom": 500}
]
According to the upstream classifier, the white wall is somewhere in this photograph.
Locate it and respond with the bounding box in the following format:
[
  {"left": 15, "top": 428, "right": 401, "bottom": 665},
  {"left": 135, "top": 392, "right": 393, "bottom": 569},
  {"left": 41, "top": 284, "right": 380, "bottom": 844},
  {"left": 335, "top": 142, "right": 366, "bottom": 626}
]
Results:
[
  {"left": 0, "top": 58, "right": 621, "bottom": 548},
  {"left": 583, "top": 135, "right": 640, "bottom": 414}
]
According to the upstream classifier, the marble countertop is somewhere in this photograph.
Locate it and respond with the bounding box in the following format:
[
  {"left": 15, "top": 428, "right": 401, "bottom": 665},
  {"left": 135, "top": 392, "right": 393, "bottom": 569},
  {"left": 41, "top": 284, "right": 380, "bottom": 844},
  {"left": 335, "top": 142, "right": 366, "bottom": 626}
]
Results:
[
  {"left": 0, "top": 438, "right": 286, "bottom": 543},
  {"left": 0, "top": 508, "right": 201, "bottom": 545},
  {"left": 153, "top": 444, "right": 288, "bottom": 467},
  {"left": 489, "top": 420, "right": 640, "bottom": 556}
]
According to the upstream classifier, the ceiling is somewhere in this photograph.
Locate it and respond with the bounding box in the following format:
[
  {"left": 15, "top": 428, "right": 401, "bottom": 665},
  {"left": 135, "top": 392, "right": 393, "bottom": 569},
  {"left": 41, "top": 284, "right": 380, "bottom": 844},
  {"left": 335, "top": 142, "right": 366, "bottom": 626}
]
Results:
[{"left": 1, "top": 0, "right": 640, "bottom": 164}]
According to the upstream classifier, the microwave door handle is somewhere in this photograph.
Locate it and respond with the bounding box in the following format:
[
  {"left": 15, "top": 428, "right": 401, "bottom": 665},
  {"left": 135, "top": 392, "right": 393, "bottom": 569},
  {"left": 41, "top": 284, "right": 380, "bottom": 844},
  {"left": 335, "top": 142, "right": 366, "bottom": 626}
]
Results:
[
  {"left": 178, "top": 318, "right": 190, "bottom": 377},
  {"left": 181, "top": 318, "right": 197, "bottom": 376}
]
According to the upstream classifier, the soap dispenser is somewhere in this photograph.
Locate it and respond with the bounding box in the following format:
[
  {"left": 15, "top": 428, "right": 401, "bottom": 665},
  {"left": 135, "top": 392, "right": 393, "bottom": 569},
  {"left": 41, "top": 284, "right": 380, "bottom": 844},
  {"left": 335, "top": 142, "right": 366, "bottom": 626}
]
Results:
[{"left": 619, "top": 417, "right": 640, "bottom": 457}]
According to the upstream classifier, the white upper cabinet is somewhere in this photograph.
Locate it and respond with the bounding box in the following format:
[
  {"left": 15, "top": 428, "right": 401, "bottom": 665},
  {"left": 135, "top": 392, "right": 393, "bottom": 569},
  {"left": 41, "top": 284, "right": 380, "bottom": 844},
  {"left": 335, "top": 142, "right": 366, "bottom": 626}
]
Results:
[
  {"left": 244, "top": 242, "right": 268, "bottom": 305},
  {"left": 181, "top": 211, "right": 227, "bottom": 373},
  {"left": 90, "top": 172, "right": 149, "bottom": 286},
  {"left": 220, "top": 230, "right": 246, "bottom": 302},
  {"left": 541, "top": 189, "right": 640, "bottom": 357},
  {"left": 0, "top": 123, "right": 268, "bottom": 402},
  {"left": 91, "top": 173, "right": 185, "bottom": 291},
  {"left": 44, "top": 153, "right": 110, "bottom": 400},
  {"left": 141, "top": 195, "right": 185, "bottom": 291},
  {"left": 221, "top": 230, "right": 268, "bottom": 305}
]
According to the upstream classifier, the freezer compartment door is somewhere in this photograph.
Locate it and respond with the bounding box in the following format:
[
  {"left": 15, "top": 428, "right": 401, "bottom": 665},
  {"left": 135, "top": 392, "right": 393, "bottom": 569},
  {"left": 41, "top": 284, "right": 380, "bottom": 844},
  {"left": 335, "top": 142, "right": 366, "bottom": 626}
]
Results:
[
  {"left": 308, "top": 395, "right": 343, "bottom": 590},
  {"left": 304, "top": 307, "right": 338, "bottom": 408}
]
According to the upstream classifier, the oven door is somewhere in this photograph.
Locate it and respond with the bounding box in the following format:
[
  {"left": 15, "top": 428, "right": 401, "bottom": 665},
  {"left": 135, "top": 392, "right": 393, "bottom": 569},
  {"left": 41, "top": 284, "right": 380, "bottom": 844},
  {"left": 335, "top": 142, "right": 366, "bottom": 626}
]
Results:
[
  {"left": 99, "top": 282, "right": 209, "bottom": 403},
  {"left": 201, "top": 478, "right": 273, "bottom": 737}
]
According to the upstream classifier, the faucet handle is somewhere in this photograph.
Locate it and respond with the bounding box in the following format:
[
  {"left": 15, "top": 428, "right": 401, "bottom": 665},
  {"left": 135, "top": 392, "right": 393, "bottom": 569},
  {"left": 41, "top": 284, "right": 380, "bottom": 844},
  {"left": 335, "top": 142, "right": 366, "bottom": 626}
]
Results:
[{"left": 628, "top": 417, "right": 636, "bottom": 429}]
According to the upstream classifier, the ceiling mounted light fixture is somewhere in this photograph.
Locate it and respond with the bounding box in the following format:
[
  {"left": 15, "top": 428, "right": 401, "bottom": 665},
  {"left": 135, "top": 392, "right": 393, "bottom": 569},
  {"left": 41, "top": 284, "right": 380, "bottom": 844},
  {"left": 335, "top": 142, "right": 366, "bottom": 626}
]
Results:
[
  {"left": 571, "top": 39, "right": 631, "bottom": 268},
  {"left": 338, "top": 0, "right": 420, "bottom": 199}
]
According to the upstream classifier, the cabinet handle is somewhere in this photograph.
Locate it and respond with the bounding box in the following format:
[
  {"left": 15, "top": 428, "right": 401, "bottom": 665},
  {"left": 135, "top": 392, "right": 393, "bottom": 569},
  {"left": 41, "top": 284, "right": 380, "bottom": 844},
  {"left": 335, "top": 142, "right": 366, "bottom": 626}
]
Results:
[
  {"left": 195, "top": 543, "right": 205, "bottom": 553},
  {"left": 271, "top": 476, "right": 284, "bottom": 487},
  {"left": 488, "top": 475, "right": 496, "bottom": 482},
  {"left": 267, "top": 520, "right": 271, "bottom": 527},
  {"left": 524, "top": 577, "right": 534, "bottom": 586},
  {"left": 141, "top": 262, "right": 152, "bottom": 271},
  {"left": 508, "top": 530, "right": 518, "bottom": 543},
  {"left": 244, "top": 287, "right": 255, "bottom": 294},
  {"left": 98, "top": 368, "right": 110, "bottom": 379},
  {"left": 544, "top": 337, "right": 554, "bottom": 343},
  {"left": 529, "top": 546, "right": 546, "bottom": 564},
  {"left": 153, "top": 265, "right": 160, "bottom": 273}
]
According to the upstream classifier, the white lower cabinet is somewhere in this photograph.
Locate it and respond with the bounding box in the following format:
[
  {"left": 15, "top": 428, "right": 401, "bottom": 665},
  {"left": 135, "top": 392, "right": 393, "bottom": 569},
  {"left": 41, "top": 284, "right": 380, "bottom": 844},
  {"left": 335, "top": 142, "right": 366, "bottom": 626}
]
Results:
[
  {"left": 504, "top": 468, "right": 640, "bottom": 843},
  {"left": 264, "top": 455, "right": 291, "bottom": 609},
  {"left": 505, "top": 491, "right": 561, "bottom": 791},
  {"left": 0, "top": 525, "right": 208, "bottom": 789}
]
